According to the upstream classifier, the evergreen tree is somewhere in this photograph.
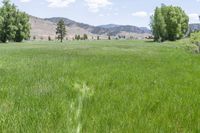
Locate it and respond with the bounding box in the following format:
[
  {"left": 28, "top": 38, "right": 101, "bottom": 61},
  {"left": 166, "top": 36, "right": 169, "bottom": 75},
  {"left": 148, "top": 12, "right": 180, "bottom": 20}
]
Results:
[
  {"left": 56, "top": 19, "right": 66, "bottom": 42},
  {"left": 75, "top": 35, "right": 78, "bottom": 40},
  {"left": 108, "top": 36, "right": 111, "bottom": 40},
  {"left": 77, "top": 35, "right": 80, "bottom": 40},
  {"left": 83, "top": 34, "right": 88, "bottom": 40},
  {"left": 33, "top": 36, "right": 36, "bottom": 40},
  {"left": 48, "top": 36, "right": 51, "bottom": 41}
]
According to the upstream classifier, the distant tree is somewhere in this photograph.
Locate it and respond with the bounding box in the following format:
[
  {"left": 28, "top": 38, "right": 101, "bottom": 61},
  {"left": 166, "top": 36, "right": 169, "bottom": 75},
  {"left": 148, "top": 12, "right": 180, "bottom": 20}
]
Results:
[
  {"left": 83, "top": 34, "right": 88, "bottom": 40},
  {"left": 77, "top": 35, "right": 81, "bottom": 40},
  {"left": 48, "top": 36, "right": 51, "bottom": 41},
  {"left": 74, "top": 35, "right": 81, "bottom": 40},
  {"left": 56, "top": 19, "right": 66, "bottom": 42},
  {"left": 108, "top": 36, "right": 111, "bottom": 40},
  {"left": 97, "top": 36, "right": 100, "bottom": 40},
  {"left": 33, "top": 36, "right": 36, "bottom": 40},
  {"left": 75, "top": 35, "right": 77, "bottom": 40},
  {"left": 150, "top": 5, "right": 189, "bottom": 42}
]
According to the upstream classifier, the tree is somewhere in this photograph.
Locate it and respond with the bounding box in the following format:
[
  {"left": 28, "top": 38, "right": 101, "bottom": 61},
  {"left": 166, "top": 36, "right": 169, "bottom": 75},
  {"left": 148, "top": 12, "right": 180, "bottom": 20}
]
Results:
[
  {"left": 97, "top": 36, "right": 100, "bottom": 40},
  {"left": 0, "top": 16, "right": 3, "bottom": 36},
  {"left": 150, "top": 7, "right": 166, "bottom": 42},
  {"left": 56, "top": 19, "right": 66, "bottom": 42},
  {"left": 48, "top": 36, "right": 51, "bottom": 41},
  {"left": 77, "top": 35, "right": 81, "bottom": 40},
  {"left": 14, "top": 10, "right": 30, "bottom": 42},
  {"left": 0, "top": 0, "right": 17, "bottom": 42},
  {"left": 33, "top": 36, "right": 36, "bottom": 40},
  {"left": 108, "top": 36, "right": 111, "bottom": 40},
  {"left": 83, "top": 34, "right": 88, "bottom": 40},
  {"left": 0, "top": 0, "right": 30, "bottom": 43},
  {"left": 75, "top": 35, "right": 77, "bottom": 40},
  {"left": 150, "top": 5, "right": 189, "bottom": 42}
]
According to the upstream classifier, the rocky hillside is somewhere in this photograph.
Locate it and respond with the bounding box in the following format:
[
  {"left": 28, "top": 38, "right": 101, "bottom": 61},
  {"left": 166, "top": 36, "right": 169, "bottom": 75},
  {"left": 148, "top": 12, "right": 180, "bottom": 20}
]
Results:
[
  {"left": 45, "top": 17, "right": 151, "bottom": 36},
  {"left": 29, "top": 16, "right": 151, "bottom": 40}
]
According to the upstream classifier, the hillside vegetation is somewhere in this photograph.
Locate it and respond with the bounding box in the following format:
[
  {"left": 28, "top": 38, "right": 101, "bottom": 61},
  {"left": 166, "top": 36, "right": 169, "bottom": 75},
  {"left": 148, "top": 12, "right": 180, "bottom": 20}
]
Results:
[{"left": 0, "top": 40, "right": 200, "bottom": 132}]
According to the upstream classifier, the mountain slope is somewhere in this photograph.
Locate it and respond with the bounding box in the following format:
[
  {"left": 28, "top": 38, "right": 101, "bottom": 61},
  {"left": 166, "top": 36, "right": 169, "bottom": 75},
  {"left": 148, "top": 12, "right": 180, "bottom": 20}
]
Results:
[
  {"left": 30, "top": 16, "right": 94, "bottom": 40},
  {"left": 45, "top": 17, "right": 151, "bottom": 36},
  {"left": 29, "top": 16, "right": 151, "bottom": 40}
]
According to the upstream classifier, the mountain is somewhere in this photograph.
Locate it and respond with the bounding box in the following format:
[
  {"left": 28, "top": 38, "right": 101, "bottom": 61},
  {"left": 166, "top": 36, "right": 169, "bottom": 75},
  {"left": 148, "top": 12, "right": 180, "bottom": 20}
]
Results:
[
  {"left": 98, "top": 24, "right": 120, "bottom": 29},
  {"left": 189, "top": 23, "right": 200, "bottom": 32},
  {"left": 45, "top": 17, "right": 151, "bottom": 36},
  {"left": 30, "top": 16, "right": 93, "bottom": 40},
  {"left": 29, "top": 16, "right": 151, "bottom": 40}
]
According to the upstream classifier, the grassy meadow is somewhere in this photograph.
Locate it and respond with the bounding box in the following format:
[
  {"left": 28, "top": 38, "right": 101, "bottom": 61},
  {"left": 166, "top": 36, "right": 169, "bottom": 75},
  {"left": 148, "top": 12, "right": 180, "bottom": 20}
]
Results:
[{"left": 0, "top": 40, "right": 200, "bottom": 132}]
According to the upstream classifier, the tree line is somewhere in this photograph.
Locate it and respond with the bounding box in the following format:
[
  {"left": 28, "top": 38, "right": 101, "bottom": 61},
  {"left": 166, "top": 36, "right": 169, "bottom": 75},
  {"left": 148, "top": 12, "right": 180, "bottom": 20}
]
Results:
[{"left": 0, "top": 0, "right": 30, "bottom": 43}]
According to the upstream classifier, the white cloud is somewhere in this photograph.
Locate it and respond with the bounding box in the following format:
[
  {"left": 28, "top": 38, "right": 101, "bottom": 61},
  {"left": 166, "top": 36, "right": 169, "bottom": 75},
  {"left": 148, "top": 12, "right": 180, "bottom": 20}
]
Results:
[
  {"left": 20, "top": 0, "right": 31, "bottom": 3},
  {"left": 132, "top": 11, "right": 148, "bottom": 18},
  {"left": 46, "top": 0, "right": 76, "bottom": 8},
  {"left": 85, "top": 0, "right": 112, "bottom": 12},
  {"left": 188, "top": 13, "right": 200, "bottom": 23}
]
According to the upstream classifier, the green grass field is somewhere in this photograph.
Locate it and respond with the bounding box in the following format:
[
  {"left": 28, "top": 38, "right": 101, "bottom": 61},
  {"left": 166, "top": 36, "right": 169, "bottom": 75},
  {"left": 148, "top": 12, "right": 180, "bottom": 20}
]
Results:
[{"left": 0, "top": 40, "right": 200, "bottom": 132}]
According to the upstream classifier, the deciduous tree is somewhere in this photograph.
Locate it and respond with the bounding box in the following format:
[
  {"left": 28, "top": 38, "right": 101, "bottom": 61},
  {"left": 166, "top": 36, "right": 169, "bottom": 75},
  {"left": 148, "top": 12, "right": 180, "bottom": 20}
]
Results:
[
  {"left": 150, "top": 5, "right": 189, "bottom": 42},
  {"left": 0, "top": 0, "right": 30, "bottom": 43}
]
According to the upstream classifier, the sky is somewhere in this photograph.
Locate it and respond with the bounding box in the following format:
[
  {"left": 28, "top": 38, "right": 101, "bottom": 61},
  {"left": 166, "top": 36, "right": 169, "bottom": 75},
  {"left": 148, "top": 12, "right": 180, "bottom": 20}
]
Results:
[{"left": 0, "top": 0, "right": 200, "bottom": 27}]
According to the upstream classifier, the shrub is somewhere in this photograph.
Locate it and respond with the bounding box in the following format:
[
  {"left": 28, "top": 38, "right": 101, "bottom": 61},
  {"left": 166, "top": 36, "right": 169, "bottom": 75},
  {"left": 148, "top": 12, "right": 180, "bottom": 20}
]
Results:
[
  {"left": 190, "top": 32, "right": 200, "bottom": 45},
  {"left": 190, "top": 32, "right": 200, "bottom": 53}
]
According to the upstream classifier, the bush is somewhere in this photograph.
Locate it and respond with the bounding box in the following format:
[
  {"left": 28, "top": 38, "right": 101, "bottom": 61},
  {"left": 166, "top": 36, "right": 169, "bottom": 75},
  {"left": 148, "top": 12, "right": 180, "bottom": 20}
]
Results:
[
  {"left": 190, "top": 32, "right": 200, "bottom": 53},
  {"left": 186, "top": 43, "right": 199, "bottom": 53},
  {"left": 190, "top": 32, "right": 200, "bottom": 45}
]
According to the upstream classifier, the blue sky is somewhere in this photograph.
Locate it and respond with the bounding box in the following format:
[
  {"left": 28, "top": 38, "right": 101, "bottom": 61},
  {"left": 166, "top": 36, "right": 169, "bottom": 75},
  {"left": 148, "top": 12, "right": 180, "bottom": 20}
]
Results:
[{"left": 1, "top": 0, "right": 200, "bottom": 27}]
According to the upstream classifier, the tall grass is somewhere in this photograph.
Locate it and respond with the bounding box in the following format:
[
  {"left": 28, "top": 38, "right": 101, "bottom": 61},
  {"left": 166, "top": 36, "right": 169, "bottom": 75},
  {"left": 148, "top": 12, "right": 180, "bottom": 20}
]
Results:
[{"left": 0, "top": 40, "right": 200, "bottom": 132}]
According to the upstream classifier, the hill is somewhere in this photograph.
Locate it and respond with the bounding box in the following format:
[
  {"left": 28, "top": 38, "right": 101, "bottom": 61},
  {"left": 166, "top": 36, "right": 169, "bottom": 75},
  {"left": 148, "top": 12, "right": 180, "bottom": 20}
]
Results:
[
  {"left": 29, "top": 16, "right": 151, "bottom": 40},
  {"left": 45, "top": 17, "right": 151, "bottom": 36}
]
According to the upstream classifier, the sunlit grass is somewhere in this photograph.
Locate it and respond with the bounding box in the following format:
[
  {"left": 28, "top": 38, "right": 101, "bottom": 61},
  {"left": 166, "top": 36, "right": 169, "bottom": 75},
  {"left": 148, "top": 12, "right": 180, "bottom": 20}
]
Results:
[{"left": 0, "top": 40, "right": 200, "bottom": 132}]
